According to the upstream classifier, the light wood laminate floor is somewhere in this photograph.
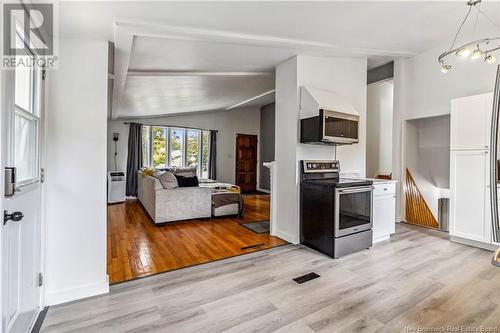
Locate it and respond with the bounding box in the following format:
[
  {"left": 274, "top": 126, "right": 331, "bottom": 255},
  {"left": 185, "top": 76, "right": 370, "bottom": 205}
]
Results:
[
  {"left": 43, "top": 224, "right": 500, "bottom": 332},
  {"left": 107, "top": 194, "right": 284, "bottom": 284}
]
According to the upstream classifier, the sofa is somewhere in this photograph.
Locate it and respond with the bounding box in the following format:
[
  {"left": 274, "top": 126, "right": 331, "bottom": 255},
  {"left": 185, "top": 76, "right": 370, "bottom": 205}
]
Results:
[{"left": 137, "top": 171, "right": 212, "bottom": 224}]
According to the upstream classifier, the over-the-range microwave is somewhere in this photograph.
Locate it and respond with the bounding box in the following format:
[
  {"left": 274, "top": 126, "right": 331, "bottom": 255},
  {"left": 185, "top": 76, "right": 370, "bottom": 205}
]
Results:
[{"left": 300, "top": 109, "right": 359, "bottom": 145}]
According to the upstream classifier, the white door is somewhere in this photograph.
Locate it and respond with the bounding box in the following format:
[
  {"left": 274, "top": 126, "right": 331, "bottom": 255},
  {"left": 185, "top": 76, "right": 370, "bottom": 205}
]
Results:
[
  {"left": 450, "top": 93, "right": 492, "bottom": 150},
  {"left": 450, "top": 150, "right": 491, "bottom": 243},
  {"left": 1, "top": 31, "right": 44, "bottom": 333}
]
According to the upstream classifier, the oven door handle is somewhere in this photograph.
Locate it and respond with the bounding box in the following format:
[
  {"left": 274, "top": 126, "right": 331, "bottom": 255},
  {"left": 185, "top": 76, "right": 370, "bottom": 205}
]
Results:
[{"left": 336, "top": 186, "right": 374, "bottom": 194}]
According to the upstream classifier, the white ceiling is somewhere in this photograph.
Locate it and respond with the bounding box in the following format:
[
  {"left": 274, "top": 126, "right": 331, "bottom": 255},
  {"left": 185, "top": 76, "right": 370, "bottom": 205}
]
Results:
[
  {"left": 129, "top": 36, "right": 298, "bottom": 72},
  {"left": 121, "top": 73, "right": 275, "bottom": 117},
  {"left": 58, "top": 1, "right": 500, "bottom": 119}
]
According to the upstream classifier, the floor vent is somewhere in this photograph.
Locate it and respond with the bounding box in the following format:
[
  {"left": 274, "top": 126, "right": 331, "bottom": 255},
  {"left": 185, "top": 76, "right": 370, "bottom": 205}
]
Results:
[
  {"left": 293, "top": 272, "right": 320, "bottom": 284},
  {"left": 240, "top": 243, "right": 265, "bottom": 250}
]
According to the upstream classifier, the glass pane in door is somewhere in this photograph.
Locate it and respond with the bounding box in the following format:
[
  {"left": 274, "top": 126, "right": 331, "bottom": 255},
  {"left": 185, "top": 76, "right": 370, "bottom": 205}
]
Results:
[
  {"left": 338, "top": 191, "right": 371, "bottom": 230},
  {"left": 14, "top": 111, "right": 38, "bottom": 182},
  {"left": 15, "top": 67, "right": 31, "bottom": 112}
]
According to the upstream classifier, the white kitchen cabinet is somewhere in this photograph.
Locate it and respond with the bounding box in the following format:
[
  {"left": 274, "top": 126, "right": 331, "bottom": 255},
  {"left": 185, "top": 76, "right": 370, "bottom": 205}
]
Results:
[
  {"left": 450, "top": 150, "right": 492, "bottom": 243},
  {"left": 372, "top": 182, "right": 396, "bottom": 243},
  {"left": 450, "top": 93, "right": 492, "bottom": 151}
]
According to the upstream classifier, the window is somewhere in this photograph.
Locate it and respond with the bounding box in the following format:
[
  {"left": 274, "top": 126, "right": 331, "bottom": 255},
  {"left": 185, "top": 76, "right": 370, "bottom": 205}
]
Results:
[
  {"left": 152, "top": 127, "right": 167, "bottom": 168},
  {"left": 169, "top": 128, "right": 184, "bottom": 167},
  {"left": 186, "top": 130, "right": 200, "bottom": 169},
  {"left": 142, "top": 126, "right": 211, "bottom": 178},
  {"left": 13, "top": 31, "right": 41, "bottom": 184}
]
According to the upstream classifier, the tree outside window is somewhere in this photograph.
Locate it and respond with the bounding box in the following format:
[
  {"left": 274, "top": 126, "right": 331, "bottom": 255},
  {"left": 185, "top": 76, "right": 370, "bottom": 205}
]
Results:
[
  {"left": 170, "top": 128, "right": 184, "bottom": 167},
  {"left": 187, "top": 130, "right": 200, "bottom": 169},
  {"left": 152, "top": 127, "right": 166, "bottom": 167},
  {"left": 144, "top": 126, "right": 211, "bottom": 178}
]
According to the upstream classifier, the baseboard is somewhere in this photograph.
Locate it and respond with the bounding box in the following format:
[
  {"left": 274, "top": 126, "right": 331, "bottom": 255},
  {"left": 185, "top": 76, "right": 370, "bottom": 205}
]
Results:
[
  {"left": 46, "top": 280, "right": 109, "bottom": 306},
  {"left": 373, "top": 235, "right": 390, "bottom": 244},
  {"left": 450, "top": 236, "right": 497, "bottom": 251},
  {"left": 257, "top": 187, "right": 270, "bottom": 194},
  {"left": 274, "top": 229, "right": 299, "bottom": 244}
]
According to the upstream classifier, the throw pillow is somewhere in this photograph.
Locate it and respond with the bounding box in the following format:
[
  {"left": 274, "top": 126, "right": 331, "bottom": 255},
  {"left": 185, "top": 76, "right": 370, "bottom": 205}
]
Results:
[
  {"left": 159, "top": 171, "right": 178, "bottom": 189},
  {"left": 175, "top": 175, "right": 199, "bottom": 187},
  {"left": 152, "top": 170, "right": 165, "bottom": 179},
  {"left": 156, "top": 167, "right": 174, "bottom": 173},
  {"left": 142, "top": 168, "right": 155, "bottom": 176},
  {"left": 174, "top": 167, "right": 197, "bottom": 178}
]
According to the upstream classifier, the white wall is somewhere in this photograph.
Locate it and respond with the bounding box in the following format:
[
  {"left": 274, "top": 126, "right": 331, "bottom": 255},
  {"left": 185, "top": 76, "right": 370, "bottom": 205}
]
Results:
[
  {"left": 366, "top": 80, "right": 393, "bottom": 178},
  {"left": 45, "top": 39, "right": 108, "bottom": 305},
  {"left": 274, "top": 55, "right": 367, "bottom": 244},
  {"left": 108, "top": 106, "right": 261, "bottom": 185},
  {"left": 393, "top": 44, "right": 497, "bottom": 221},
  {"left": 296, "top": 56, "right": 368, "bottom": 176},
  {"left": 275, "top": 57, "right": 299, "bottom": 243},
  {"left": 405, "top": 116, "right": 450, "bottom": 219}
]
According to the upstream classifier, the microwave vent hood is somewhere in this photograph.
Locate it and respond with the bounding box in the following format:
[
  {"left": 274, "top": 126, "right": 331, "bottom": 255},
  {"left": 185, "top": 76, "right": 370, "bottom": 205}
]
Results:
[{"left": 300, "top": 87, "right": 359, "bottom": 146}]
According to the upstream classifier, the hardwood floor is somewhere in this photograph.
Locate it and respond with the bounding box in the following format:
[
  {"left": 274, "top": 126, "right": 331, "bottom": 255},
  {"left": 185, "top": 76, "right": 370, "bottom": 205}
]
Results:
[
  {"left": 42, "top": 224, "right": 500, "bottom": 333},
  {"left": 236, "top": 194, "right": 270, "bottom": 223},
  {"left": 107, "top": 194, "right": 285, "bottom": 284}
]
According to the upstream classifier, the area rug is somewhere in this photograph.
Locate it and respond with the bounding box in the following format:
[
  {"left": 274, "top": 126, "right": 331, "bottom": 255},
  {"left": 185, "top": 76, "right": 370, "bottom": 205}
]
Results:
[{"left": 240, "top": 221, "right": 270, "bottom": 234}]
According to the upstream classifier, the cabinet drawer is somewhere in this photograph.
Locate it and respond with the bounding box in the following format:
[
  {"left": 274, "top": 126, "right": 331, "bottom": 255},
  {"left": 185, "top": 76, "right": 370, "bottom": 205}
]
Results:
[{"left": 373, "top": 183, "right": 396, "bottom": 196}]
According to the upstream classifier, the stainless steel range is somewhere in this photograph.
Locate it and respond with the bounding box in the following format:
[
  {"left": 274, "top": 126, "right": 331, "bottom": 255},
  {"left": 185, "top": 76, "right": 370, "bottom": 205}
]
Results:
[{"left": 300, "top": 160, "right": 373, "bottom": 258}]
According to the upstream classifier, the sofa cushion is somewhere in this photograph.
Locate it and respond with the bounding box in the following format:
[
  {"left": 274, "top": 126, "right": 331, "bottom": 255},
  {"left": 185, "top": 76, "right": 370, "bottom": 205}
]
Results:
[
  {"left": 175, "top": 175, "right": 199, "bottom": 187},
  {"left": 159, "top": 171, "right": 178, "bottom": 189}
]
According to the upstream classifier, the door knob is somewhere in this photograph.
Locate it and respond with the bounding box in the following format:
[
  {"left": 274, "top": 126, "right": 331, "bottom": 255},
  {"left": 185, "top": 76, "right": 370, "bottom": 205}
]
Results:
[{"left": 4, "top": 210, "right": 24, "bottom": 225}]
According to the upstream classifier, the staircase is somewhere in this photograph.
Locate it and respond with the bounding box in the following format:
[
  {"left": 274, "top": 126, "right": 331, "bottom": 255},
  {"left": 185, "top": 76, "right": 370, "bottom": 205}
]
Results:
[{"left": 405, "top": 168, "right": 439, "bottom": 229}]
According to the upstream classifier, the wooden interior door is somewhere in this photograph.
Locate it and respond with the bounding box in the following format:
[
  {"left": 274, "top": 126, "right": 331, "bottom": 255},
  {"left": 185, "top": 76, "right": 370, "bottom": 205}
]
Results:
[{"left": 235, "top": 134, "right": 258, "bottom": 193}]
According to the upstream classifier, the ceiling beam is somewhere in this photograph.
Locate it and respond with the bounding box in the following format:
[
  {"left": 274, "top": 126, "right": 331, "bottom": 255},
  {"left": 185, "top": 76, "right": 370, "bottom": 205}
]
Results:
[
  {"left": 112, "top": 23, "right": 134, "bottom": 119},
  {"left": 226, "top": 89, "right": 275, "bottom": 110},
  {"left": 127, "top": 70, "right": 274, "bottom": 78},
  {"left": 115, "top": 21, "right": 416, "bottom": 58}
]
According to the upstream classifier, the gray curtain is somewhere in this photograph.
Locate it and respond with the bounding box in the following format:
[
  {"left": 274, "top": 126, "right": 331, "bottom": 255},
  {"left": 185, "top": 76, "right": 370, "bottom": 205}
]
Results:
[
  {"left": 209, "top": 130, "right": 217, "bottom": 180},
  {"left": 126, "top": 123, "right": 143, "bottom": 196}
]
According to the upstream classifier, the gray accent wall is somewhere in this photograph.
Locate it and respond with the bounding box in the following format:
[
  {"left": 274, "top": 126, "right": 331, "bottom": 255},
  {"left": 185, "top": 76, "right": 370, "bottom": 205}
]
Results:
[
  {"left": 259, "top": 103, "right": 275, "bottom": 191},
  {"left": 367, "top": 61, "right": 394, "bottom": 84}
]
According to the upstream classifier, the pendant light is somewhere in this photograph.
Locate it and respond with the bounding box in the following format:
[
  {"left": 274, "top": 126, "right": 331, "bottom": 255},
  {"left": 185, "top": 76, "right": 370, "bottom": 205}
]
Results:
[{"left": 438, "top": 0, "right": 500, "bottom": 72}]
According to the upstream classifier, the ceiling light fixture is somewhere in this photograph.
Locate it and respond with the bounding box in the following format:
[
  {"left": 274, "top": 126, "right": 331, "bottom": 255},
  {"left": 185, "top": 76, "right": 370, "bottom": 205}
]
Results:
[
  {"left": 438, "top": 0, "right": 500, "bottom": 73},
  {"left": 441, "top": 63, "right": 452, "bottom": 73},
  {"left": 471, "top": 45, "right": 483, "bottom": 59},
  {"left": 485, "top": 54, "right": 496, "bottom": 64}
]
